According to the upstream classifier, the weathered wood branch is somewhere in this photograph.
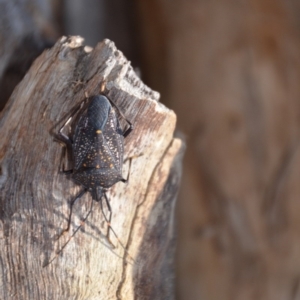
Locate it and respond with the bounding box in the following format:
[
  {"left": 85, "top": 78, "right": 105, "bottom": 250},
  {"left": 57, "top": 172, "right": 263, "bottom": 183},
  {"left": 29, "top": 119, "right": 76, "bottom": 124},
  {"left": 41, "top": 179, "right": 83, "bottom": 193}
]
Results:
[{"left": 0, "top": 36, "right": 183, "bottom": 299}]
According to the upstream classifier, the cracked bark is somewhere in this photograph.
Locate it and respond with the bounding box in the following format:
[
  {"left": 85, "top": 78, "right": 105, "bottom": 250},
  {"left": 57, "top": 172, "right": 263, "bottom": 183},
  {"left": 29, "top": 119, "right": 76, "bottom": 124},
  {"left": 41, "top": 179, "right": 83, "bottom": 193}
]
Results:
[{"left": 0, "top": 36, "right": 183, "bottom": 299}]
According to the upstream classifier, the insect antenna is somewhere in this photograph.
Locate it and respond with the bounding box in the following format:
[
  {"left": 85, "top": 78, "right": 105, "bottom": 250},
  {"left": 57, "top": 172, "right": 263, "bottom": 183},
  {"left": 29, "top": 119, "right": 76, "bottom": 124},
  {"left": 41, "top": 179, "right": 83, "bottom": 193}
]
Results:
[
  {"left": 98, "top": 191, "right": 136, "bottom": 264},
  {"left": 43, "top": 191, "right": 93, "bottom": 267}
]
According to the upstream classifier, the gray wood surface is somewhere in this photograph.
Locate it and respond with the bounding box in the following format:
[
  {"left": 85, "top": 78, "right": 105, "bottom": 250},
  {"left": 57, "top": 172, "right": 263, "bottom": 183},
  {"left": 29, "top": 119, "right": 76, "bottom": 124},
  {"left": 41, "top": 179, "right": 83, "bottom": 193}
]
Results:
[{"left": 0, "top": 36, "right": 182, "bottom": 299}]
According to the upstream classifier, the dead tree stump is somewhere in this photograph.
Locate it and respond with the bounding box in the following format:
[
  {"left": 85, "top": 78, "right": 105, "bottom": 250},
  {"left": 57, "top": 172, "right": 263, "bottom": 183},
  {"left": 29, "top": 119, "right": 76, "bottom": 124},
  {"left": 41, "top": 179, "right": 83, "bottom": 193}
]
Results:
[{"left": 0, "top": 36, "right": 183, "bottom": 299}]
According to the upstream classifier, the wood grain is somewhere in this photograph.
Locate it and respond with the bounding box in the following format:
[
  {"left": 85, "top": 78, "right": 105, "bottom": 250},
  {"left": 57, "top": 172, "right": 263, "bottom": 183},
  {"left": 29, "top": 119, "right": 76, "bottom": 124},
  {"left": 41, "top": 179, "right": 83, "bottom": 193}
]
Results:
[{"left": 0, "top": 36, "right": 182, "bottom": 299}]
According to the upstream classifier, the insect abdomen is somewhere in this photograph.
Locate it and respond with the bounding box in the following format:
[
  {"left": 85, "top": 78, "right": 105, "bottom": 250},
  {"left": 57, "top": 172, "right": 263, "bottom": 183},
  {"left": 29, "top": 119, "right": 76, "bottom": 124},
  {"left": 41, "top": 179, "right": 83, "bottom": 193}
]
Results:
[{"left": 73, "top": 168, "right": 122, "bottom": 189}]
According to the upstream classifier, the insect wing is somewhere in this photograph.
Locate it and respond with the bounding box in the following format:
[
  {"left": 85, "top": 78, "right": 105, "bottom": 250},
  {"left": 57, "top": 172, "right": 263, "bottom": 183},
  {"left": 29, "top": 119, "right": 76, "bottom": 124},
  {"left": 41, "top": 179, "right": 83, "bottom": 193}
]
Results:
[
  {"left": 102, "top": 107, "right": 124, "bottom": 173},
  {"left": 77, "top": 107, "right": 124, "bottom": 172},
  {"left": 87, "top": 95, "right": 111, "bottom": 130},
  {"left": 73, "top": 112, "right": 93, "bottom": 170},
  {"left": 72, "top": 96, "right": 111, "bottom": 170},
  {"left": 72, "top": 108, "right": 125, "bottom": 188},
  {"left": 82, "top": 128, "right": 118, "bottom": 170}
]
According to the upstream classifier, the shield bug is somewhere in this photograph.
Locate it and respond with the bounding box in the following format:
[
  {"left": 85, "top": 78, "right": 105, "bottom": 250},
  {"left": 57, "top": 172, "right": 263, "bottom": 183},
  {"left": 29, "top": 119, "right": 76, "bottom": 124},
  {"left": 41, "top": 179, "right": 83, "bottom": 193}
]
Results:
[{"left": 45, "top": 93, "right": 133, "bottom": 266}]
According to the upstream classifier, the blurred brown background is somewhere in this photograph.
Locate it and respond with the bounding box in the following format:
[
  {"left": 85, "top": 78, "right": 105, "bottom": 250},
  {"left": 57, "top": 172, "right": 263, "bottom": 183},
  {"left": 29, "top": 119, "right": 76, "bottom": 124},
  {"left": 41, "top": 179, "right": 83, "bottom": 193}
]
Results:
[{"left": 2, "top": 1, "right": 300, "bottom": 299}]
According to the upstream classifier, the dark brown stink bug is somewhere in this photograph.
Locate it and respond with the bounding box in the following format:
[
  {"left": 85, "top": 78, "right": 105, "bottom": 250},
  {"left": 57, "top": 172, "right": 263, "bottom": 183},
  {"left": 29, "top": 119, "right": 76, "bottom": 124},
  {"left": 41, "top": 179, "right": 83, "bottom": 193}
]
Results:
[{"left": 44, "top": 94, "right": 133, "bottom": 266}]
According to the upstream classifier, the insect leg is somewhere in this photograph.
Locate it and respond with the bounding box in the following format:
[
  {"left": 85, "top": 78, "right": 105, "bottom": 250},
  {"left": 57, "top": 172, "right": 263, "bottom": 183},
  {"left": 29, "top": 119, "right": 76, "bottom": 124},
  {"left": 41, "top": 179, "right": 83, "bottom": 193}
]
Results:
[
  {"left": 59, "top": 188, "right": 88, "bottom": 237},
  {"left": 103, "top": 192, "right": 113, "bottom": 241},
  {"left": 104, "top": 95, "right": 134, "bottom": 137},
  {"left": 121, "top": 157, "right": 133, "bottom": 183},
  {"left": 62, "top": 169, "right": 73, "bottom": 174},
  {"left": 61, "top": 161, "right": 73, "bottom": 174},
  {"left": 98, "top": 192, "right": 135, "bottom": 263},
  {"left": 58, "top": 98, "right": 89, "bottom": 145},
  {"left": 43, "top": 197, "right": 94, "bottom": 267},
  {"left": 58, "top": 115, "right": 74, "bottom": 145},
  {"left": 121, "top": 152, "right": 143, "bottom": 183},
  {"left": 122, "top": 121, "right": 133, "bottom": 138},
  {"left": 98, "top": 192, "right": 114, "bottom": 248}
]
